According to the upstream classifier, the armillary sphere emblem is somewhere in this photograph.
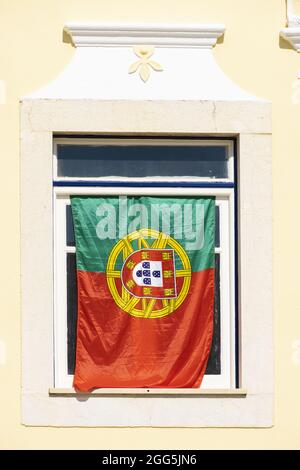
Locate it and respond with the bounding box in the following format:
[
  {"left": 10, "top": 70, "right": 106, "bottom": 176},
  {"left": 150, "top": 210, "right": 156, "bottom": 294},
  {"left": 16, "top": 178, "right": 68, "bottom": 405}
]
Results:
[{"left": 106, "top": 228, "right": 191, "bottom": 319}]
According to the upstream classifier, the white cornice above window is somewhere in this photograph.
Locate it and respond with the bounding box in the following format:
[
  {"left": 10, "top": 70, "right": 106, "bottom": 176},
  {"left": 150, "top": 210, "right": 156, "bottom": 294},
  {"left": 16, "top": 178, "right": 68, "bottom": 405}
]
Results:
[
  {"left": 63, "top": 23, "right": 225, "bottom": 48},
  {"left": 24, "top": 22, "right": 261, "bottom": 101},
  {"left": 280, "top": 27, "right": 300, "bottom": 51}
]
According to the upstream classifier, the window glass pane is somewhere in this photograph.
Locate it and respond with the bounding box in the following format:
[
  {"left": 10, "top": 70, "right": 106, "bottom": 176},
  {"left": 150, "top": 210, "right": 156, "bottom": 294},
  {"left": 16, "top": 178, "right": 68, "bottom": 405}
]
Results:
[
  {"left": 66, "top": 205, "right": 75, "bottom": 246},
  {"left": 57, "top": 144, "right": 228, "bottom": 179},
  {"left": 67, "top": 253, "right": 77, "bottom": 375},
  {"left": 215, "top": 205, "right": 220, "bottom": 248},
  {"left": 205, "top": 253, "right": 221, "bottom": 375}
]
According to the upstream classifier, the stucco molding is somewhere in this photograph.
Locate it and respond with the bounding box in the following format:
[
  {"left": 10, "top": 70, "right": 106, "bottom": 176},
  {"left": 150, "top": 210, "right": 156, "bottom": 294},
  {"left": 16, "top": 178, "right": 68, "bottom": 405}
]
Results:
[
  {"left": 280, "top": 27, "right": 300, "bottom": 51},
  {"left": 24, "top": 22, "right": 261, "bottom": 101},
  {"left": 64, "top": 22, "right": 225, "bottom": 48},
  {"left": 281, "top": 1, "right": 300, "bottom": 51},
  {"left": 286, "top": 0, "right": 300, "bottom": 27}
]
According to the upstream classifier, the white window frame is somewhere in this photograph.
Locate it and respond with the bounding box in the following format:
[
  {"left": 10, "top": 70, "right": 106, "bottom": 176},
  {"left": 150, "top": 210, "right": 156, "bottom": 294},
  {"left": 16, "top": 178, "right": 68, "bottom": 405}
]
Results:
[
  {"left": 53, "top": 138, "right": 236, "bottom": 390},
  {"left": 53, "top": 138, "right": 235, "bottom": 183},
  {"left": 54, "top": 191, "right": 235, "bottom": 390}
]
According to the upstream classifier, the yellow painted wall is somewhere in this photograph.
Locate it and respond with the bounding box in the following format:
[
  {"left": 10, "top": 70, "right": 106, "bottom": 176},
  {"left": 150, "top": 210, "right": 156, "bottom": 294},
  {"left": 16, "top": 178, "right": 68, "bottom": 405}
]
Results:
[{"left": 0, "top": 0, "right": 300, "bottom": 449}]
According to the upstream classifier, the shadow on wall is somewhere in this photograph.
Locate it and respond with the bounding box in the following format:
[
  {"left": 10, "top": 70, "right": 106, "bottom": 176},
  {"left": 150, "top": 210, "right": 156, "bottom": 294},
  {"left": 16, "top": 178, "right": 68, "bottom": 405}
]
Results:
[{"left": 63, "top": 29, "right": 74, "bottom": 46}]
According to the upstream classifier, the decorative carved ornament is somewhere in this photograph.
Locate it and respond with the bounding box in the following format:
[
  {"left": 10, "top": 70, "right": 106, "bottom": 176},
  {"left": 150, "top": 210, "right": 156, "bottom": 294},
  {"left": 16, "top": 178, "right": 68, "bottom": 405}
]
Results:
[{"left": 129, "top": 45, "right": 163, "bottom": 82}]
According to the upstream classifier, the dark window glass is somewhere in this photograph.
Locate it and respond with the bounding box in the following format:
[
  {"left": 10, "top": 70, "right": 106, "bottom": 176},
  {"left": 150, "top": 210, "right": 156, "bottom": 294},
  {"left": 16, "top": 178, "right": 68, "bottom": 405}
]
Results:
[
  {"left": 57, "top": 144, "right": 228, "bottom": 179},
  {"left": 67, "top": 253, "right": 78, "bottom": 375},
  {"left": 66, "top": 205, "right": 75, "bottom": 246},
  {"left": 67, "top": 252, "right": 221, "bottom": 376},
  {"left": 205, "top": 253, "right": 221, "bottom": 375},
  {"left": 215, "top": 205, "right": 220, "bottom": 248}
]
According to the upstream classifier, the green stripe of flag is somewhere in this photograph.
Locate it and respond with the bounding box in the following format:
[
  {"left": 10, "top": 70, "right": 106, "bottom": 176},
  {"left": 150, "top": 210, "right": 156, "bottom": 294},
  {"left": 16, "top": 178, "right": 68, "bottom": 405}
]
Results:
[{"left": 71, "top": 196, "right": 215, "bottom": 273}]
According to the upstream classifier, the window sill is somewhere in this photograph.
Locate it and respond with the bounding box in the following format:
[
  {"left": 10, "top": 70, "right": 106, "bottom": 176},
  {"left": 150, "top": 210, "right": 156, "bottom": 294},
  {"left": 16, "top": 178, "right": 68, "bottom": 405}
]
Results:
[{"left": 49, "top": 388, "right": 247, "bottom": 397}]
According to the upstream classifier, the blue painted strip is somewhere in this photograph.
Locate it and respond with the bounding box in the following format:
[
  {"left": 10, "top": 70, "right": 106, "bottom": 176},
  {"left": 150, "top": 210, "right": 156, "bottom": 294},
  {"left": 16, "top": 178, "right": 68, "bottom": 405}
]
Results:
[
  {"left": 53, "top": 180, "right": 235, "bottom": 189},
  {"left": 233, "top": 139, "right": 239, "bottom": 389}
]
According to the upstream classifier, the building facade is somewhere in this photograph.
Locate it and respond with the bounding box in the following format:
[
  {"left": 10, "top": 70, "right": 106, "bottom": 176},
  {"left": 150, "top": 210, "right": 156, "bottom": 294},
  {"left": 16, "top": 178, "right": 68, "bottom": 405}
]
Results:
[{"left": 0, "top": 0, "right": 300, "bottom": 449}]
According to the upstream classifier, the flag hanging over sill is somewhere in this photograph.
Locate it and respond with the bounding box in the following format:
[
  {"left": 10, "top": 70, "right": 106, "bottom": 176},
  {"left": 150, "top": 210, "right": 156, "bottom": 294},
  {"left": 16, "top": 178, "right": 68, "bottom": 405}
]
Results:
[{"left": 71, "top": 196, "right": 215, "bottom": 391}]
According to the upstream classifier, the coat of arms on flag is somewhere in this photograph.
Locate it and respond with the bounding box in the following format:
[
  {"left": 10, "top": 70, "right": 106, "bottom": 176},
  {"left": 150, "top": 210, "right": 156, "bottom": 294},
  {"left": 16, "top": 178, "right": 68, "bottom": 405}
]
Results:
[
  {"left": 106, "top": 227, "right": 192, "bottom": 319},
  {"left": 121, "top": 249, "right": 177, "bottom": 299}
]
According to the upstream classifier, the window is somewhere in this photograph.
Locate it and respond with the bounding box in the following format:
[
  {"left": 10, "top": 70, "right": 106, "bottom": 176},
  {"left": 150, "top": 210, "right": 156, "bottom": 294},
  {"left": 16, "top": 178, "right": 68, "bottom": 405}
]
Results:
[
  {"left": 21, "top": 97, "right": 272, "bottom": 426},
  {"left": 53, "top": 137, "right": 237, "bottom": 390}
]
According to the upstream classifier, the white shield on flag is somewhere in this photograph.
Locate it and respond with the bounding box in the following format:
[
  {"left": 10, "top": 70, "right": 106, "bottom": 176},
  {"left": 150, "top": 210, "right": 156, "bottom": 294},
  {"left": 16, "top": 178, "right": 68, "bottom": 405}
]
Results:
[{"left": 121, "top": 249, "right": 177, "bottom": 299}]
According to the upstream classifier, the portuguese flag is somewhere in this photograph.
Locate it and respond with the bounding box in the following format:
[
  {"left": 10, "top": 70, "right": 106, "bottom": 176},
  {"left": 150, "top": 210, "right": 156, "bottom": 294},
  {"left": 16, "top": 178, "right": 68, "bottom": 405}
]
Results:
[{"left": 71, "top": 196, "right": 215, "bottom": 391}]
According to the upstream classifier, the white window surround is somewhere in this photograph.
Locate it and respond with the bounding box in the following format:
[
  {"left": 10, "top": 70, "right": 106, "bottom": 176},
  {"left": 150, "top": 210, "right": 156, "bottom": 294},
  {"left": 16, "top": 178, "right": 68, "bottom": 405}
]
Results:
[{"left": 21, "top": 23, "right": 272, "bottom": 427}]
